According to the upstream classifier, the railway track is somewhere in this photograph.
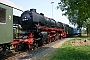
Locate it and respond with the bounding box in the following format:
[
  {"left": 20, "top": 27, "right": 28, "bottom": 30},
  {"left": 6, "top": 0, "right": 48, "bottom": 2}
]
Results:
[{"left": 0, "top": 38, "right": 70, "bottom": 60}]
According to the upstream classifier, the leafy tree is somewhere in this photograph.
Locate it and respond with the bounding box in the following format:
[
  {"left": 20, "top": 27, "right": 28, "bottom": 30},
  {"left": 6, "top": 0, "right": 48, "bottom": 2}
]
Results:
[
  {"left": 83, "top": 18, "right": 90, "bottom": 36},
  {"left": 57, "top": 0, "right": 90, "bottom": 28}
]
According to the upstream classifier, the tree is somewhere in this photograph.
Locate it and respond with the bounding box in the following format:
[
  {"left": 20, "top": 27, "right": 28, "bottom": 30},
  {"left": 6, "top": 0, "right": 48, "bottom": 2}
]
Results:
[
  {"left": 57, "top": 0, "right": 90, "bottom": 28},
  {"left": 83, "top": 18, "right": 90, "bottom": 36}
]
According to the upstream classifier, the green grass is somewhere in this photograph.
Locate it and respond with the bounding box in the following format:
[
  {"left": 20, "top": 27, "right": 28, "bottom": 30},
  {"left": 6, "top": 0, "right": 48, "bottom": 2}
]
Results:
[{"left": 41, "top": 37, "right": 90, "bottom": 60}]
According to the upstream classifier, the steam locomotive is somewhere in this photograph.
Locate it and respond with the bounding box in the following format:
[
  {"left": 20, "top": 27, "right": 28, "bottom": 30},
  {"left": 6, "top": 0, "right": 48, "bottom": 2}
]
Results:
[{"left": 11, "top": 9, "right": 73, "bottom": 50}]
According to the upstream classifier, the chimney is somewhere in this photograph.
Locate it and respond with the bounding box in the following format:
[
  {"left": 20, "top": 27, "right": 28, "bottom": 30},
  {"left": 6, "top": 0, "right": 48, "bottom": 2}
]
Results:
[
  {"left": 30, "top": 9, "right": 36, "bottom": 12},
  {"left": 40, "top": 13, "right": 44, "bottom": 16}
]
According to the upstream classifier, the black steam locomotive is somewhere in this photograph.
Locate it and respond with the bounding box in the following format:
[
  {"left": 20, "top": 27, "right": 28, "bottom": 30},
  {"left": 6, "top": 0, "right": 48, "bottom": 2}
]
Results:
[
  {"left": 13, "top": 9, "right": 65, "bottom": 49},
  {"left": 12, "top": 9, "right": 77, "bottom": 50}
]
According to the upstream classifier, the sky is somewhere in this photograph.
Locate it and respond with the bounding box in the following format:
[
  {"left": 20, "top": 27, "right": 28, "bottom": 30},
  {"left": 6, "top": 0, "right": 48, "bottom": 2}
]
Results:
[{"left": 10, "top": 0, "right": 74, "bottom": 27}]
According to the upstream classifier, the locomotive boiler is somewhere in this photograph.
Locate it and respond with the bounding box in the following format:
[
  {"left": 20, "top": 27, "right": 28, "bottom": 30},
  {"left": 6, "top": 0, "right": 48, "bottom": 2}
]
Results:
[
  {"left": 20, "top": 9, "right": 46, "bottom": 29},
  {"left": 20, "top": 9, "right": 57, "bottom": 29}
]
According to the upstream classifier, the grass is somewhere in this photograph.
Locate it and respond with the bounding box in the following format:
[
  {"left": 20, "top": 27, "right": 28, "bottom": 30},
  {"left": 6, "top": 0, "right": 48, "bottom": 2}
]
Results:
[{"left": 41, "top": 36, "right": 90, "bottom": 60}]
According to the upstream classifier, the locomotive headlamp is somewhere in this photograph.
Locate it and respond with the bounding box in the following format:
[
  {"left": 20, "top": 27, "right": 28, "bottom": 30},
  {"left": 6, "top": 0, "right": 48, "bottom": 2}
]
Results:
[
  {"left": 25, "top": 19, "right": 27, "bottom": 20},
  {"left": 25, "top": 17, "right": 26, "bottom": 18},
  {"left": 22, "top": 19, "right": 25, "bottom": 21}
]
